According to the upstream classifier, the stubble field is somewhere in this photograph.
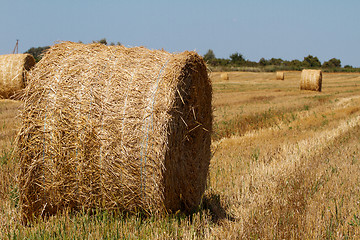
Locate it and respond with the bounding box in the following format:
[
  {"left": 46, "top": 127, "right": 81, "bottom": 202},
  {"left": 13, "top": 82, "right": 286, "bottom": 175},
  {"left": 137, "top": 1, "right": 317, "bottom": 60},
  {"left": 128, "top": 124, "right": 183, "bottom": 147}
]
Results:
[{"left": 1, "top": 71, "right": 360, "bottom": 239}]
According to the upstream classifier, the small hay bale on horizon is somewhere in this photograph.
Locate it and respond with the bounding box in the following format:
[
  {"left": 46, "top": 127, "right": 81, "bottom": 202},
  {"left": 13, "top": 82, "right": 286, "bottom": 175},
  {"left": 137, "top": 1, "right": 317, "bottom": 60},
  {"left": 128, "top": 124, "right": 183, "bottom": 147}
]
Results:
[
  {"left": 16, "top": 42, "right": 212, "bottom": 223},
  {"left": 300, "top": 69, "right": 322, "bottom": 91},
  {"left": 220, "top": 72, "right": 229, "bottom": 80},
  {"left": 276, "top": 71, "right": 284, "bottom": 80},
  {"left": 0, "top": 54, "right": 35, "bottom": 99}
]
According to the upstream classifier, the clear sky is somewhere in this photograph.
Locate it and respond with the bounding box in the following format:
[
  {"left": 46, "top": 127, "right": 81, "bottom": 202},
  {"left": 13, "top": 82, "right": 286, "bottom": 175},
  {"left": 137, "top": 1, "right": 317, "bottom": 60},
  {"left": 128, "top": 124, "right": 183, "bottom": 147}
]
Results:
[{"left": 1, "top": 0, "right": 360, "bottom": 67}]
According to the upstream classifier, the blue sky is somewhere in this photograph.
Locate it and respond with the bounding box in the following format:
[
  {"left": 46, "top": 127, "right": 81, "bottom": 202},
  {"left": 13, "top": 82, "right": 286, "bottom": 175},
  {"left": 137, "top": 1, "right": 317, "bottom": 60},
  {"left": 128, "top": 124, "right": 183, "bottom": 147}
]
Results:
[{"left": 1, "top": 0, "right": 360, "bottom": 66}]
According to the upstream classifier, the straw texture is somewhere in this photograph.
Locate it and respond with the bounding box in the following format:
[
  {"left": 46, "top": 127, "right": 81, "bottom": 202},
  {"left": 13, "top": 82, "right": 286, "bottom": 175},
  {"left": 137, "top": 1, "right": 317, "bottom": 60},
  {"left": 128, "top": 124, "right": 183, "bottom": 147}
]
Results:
[
  {"left": 16, "top": 42, "right": 212, "bottom": 223},
  {"left": 276, "top": 71, "right": 284, "bottom": 80},
  {"left": 0, "top": 54, "right": 35, "bottom": 98},
  {"left": 220, "top": 72, "right": 229, "bottom": 80},
  {"left": 300, "top": 69, "right": 322, "bottom": 91}
]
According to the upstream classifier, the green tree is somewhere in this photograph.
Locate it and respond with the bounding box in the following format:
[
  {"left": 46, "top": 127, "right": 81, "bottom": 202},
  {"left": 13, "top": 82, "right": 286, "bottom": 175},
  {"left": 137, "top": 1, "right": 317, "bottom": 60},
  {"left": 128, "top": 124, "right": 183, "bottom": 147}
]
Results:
[
  {"left": 269, "top": 58, "right": 283, "bottom": 66},
  {"left": 303, "top": 55, "right": 321, "bottom": 68},
  {"left": 230, "top": 52, "right": 245, "bottom": 65},
  {"left": 98, "top": 38, "right": 107, "bottom": 45},
  {"left": 244, "top": 60, "right": 258, "bottom": 67},
  {"left": 322, "top": 58, "right": 341, "bottom": 68},
  {"left": 212, "top": 58, "right": 230, "bottom": 66},
  {"left": 25, "top": 46, "right": 50, "bottom": 62},
  {"left": 93, "top": 38, "right": 108, "bottom": 45},
  {"left": 203, "top": 49, "right": 216, "bottom": 62},
  {"left": 259, "top": 58, "right": 268, "bottom": 66},
  {"left": 289, "top": 59, "right": 302, "bottom": 69}
]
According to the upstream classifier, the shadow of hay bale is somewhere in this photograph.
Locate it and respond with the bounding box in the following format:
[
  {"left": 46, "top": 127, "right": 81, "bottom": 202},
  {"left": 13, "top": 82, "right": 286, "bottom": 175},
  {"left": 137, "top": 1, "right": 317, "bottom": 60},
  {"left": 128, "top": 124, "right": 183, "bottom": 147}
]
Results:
[{"left": 201, "top": 192, "right": 236, "bottom": 223}]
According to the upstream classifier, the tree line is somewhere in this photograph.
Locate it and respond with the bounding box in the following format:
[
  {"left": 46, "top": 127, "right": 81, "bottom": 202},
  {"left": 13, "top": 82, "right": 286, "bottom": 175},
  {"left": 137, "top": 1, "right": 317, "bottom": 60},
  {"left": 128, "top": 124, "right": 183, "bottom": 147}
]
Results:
[{"left": 203, "top": 49, "right": 358, "bottom": 72}]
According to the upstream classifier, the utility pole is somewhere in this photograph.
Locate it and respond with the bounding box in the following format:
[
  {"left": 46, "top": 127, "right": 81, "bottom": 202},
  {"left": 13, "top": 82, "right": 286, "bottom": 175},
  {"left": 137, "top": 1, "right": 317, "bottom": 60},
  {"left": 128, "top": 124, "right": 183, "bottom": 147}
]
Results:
[{"left": 12, "top": 39, "right": 19, "bottom": 54}]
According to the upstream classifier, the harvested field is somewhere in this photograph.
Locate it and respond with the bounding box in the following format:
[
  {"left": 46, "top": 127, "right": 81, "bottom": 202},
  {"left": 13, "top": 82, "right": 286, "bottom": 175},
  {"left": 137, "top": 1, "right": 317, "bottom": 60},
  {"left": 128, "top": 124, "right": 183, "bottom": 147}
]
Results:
[{"left": 1, "top": 71, "right": 360, "bottom": 238}]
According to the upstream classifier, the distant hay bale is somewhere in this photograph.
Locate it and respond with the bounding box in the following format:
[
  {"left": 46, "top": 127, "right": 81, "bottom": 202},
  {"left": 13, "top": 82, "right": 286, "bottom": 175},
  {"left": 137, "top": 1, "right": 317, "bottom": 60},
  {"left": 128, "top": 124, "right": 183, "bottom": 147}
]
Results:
[
  {"left": 16, "top": 42, "right": 212, "bottom": 223},
  {"left": 220, "top": 72, "right": 229, "bottom": 80},
  {"left": 300, "top": 69, "right": 322, "bottom": 91},
  {"left": 0, "top": 54, "right": 35, "bottom": 98},
  {"left": 276, "top": 71, "right": 284, "bottom": 80}
]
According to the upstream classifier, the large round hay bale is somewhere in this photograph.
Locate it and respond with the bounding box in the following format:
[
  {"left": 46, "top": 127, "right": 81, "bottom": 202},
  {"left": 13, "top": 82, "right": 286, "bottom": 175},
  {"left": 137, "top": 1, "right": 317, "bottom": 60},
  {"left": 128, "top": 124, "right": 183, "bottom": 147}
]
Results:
[
  {"left": 0, "top": 54, "right": 35, "bottom": 98},
  {"left": 220, "top": 72, "right": 229, "bottom": 80},
  {"left": 276, "top": 71, "right": 284, "bottom": 80},
  {"left": 16, "top": 42, "right": 212, "bottom": 223},
  {"left": 300, "top": 69, "right": 322, "bottom": 91}
]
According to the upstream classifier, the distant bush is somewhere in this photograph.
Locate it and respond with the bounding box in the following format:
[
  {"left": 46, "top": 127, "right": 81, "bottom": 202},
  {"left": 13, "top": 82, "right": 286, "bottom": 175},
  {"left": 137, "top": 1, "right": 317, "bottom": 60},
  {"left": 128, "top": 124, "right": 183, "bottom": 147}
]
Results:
[
  {"left": 229, "top": 52, "right": 245, "bottom": 65},
  {"left": 25, "top": 46, "right": 50, "bottom": 62},
  {"left": 204, "top": 49, "right": 216, "bottom": 62},
  {"left": 303, "top": 55, "right": 321, "bottom": 68}
]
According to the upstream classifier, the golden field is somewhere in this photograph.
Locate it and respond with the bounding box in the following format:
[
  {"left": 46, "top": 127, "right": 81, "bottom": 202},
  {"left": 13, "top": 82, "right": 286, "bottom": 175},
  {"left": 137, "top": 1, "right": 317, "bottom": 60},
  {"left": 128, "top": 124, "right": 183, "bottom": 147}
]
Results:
[{"left": 1, "top": 71, "right": 360, "bottom": 239}]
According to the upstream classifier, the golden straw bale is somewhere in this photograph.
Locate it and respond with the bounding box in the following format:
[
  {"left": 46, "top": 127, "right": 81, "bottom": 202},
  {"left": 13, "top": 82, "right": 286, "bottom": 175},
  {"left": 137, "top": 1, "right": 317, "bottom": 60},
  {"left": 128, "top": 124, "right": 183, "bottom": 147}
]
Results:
[
  {"left": 276, "top": 71, "right": 284, "bottom": 80},
  {"left": 0, "top": 54, "right": 35, "bottom": 98},
  {"left": 16, "top": 42, "right": 212, "bottom": 223},
  {"left": 300, "top": 69, "right": 322, "bottom": 91},
  {"left": 220, "top": 72, "right": 229, "bottom": 80}
]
